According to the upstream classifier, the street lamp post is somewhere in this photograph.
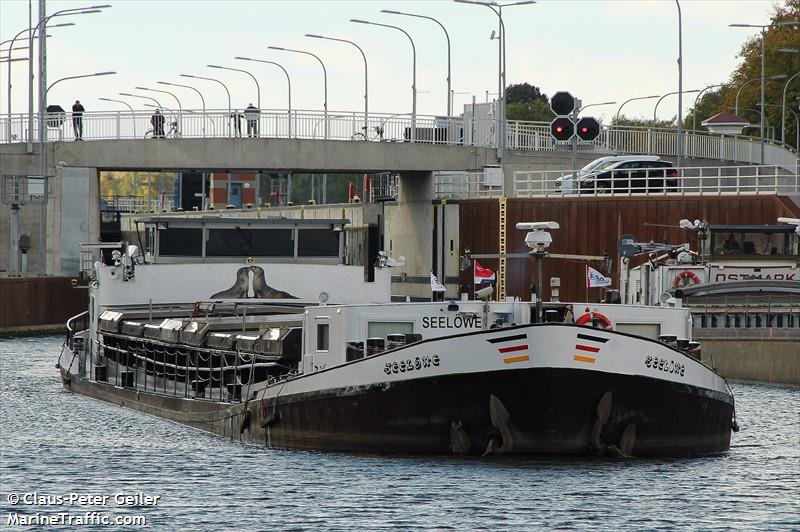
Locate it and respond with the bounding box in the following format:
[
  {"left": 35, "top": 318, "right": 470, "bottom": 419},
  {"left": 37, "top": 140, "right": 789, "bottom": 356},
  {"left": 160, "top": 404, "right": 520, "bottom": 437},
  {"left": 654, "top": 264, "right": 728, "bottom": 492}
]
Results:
[
  {"left": 30, "top": 5, "right": 110, "bottom": 153},
  {"left": 652, "top": 89, "right": 699, "bottom": 155},
  {"left": 580, "top": 101, "right": 617, "bottom": 114},
  {"left": 158, "top": 81, "right": 208, "bottom": 135},
  {"left": 207, "top": 64, "right": 261, "bottom": 110},
  {"left": 453, "top": 0, "right": 535, "bottom": 185},
  {"left": 269, "top": 46, "right": 327, "bottom": 139},
  {"left": 653, "top": 89, "right": 700, "bottom": 125},
  {"left": 305, "top": 34, "right": 368, "bottom": 136},
  {"left": 759, "top": 102, "right": 800, "bottom": 148},
  {"left": 692, "top": 83, "right": 735, "bottom": 130},
  {"left": 235, "top": 57, "right": 293, "bottom": 137},
  {"left": 181, "top": 74, "right": 232, "bottom": 137},
  {"left": 39, "top": 71, "right": 115, "bottom": 276},
  {"left": 615, "top": 95, "right": 660, "bottom": 123},
  {"left": 350, "top": 19, "right": 416, "bottom": 141},
  {"left": 781, "top": 71, "right": 800, "bottom": 145},
  {"left": 6, "top": 23, "right": 73, "bottom": 142},
  {"left": 120, "top": 92, "right": 163, "bottom": 110},
  {"left": 136, "top": 86, "right": 182, "bottom": 134},
  {"left": 730, "top": 20, "right": 799, "bottom": 163},
  {"left": 98, "top": 97, "right": 136, "bottom": 137},
  {"left": 675, "top": 0, "right": 684, "bottom": 168},
  {"left": 735, "top": 75, "right": 786, "bottom": 115},
  {"left": 381, "top": 9, "right": 451, "bottom": 118}
]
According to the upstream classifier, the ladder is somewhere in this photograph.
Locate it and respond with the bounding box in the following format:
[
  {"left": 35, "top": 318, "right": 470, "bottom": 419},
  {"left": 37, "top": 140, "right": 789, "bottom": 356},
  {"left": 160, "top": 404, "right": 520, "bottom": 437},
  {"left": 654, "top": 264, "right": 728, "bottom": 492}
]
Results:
[{"left": 498, "top": 196, "right": 507, "bottom": 300}]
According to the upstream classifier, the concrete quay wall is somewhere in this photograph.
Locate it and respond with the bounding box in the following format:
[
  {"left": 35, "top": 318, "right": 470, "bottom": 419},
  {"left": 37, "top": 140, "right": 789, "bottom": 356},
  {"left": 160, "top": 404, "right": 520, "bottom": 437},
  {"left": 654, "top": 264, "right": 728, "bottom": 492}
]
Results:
[{"left": 695, "top": 329, "right": 800, "bottom": 385}]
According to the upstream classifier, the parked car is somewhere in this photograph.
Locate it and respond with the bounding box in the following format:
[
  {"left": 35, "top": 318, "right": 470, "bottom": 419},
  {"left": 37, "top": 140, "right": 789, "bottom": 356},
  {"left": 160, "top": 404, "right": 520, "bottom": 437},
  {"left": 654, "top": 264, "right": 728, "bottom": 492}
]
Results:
[{"left": 556, "top": 156, "right": 678, "bottom": 194}]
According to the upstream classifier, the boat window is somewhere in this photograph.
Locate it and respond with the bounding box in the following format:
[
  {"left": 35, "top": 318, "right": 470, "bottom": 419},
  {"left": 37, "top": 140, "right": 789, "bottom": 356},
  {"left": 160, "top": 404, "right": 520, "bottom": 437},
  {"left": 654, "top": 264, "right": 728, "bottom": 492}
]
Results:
[
  {"left": 367, "top": 321, "right": 415, "bottom": 339},
  {"left": 158, "top": 228, "right": 202, "bottom": 256},
  {"left": 712, "top": 231, "right": 795, "bottom": 257},
  {"left": 206, "top": 228, "right": 293, "bottom": 257},
  {"left": 615, "top": 323, "right": 660, "bottom": 340},
  {"left": 316, "top": 323, "right": 329, "bottom": 351},
  {"left": 298, "top": 229, "right": 340, "bottom": 257}
]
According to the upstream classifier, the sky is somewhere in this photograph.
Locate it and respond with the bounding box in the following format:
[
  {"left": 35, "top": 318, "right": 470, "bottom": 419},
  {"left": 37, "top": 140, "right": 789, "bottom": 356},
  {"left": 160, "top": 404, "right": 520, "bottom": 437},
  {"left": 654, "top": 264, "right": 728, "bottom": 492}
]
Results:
[{"left": 0, "top": 0, "right": 785, "bottom": 123}]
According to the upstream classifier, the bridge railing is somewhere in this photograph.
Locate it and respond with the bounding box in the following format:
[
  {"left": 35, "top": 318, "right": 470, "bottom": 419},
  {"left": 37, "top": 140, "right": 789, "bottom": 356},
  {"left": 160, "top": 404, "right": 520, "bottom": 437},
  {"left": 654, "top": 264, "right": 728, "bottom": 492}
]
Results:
[
  {"left": 1, "top": 109, "right": 481, "bottom": 144},
  {"left": 504, "top": 121, "right": 799, "bottom": 171},
  {"left": 3, "top": 109, "right": 798, "bottom": 172},
  {"left": 512, "top": 164, "right": 799, "bottom": 198}
]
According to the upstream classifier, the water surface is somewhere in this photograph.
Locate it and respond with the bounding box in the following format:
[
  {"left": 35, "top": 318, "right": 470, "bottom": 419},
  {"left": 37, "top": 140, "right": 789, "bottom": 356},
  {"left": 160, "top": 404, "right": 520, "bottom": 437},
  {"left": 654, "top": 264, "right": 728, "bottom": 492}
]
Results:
[{"left": 1, "top": 336, "right": 798, "bottom": 530}]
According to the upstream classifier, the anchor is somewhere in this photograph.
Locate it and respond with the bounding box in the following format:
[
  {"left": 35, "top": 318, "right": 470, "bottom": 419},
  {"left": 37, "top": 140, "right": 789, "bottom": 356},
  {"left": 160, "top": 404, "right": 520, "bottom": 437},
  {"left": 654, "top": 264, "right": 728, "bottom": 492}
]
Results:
[
  {"left": 449, "top": 420, "right": 471, "bottom": 454},
  {"left": 483, "top": 395, "right": 514, "bottom": 455},
  {"left": 590, "top": 391, "right": 637, "bottom": 457}
]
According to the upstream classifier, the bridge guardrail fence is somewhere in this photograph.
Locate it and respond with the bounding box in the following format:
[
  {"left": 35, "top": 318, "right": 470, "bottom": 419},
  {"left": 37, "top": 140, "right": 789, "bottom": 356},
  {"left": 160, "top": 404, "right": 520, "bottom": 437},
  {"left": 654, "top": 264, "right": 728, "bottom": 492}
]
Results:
[
  {"left": 512, "top": 164, "right": 799, "bottom": 198},
  {"left": 2, "top": 110, "right": 798, "bottom": 173}
]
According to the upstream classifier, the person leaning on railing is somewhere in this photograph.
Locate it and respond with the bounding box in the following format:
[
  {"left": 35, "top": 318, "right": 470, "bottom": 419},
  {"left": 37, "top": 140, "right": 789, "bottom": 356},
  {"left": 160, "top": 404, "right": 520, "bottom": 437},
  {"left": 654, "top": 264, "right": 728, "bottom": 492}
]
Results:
[
  {"left": 72, "top": 100, "right": 85, "bottom": 140},
  {"left": 244, "top": 104, "right": 260, "bottom": 138}
]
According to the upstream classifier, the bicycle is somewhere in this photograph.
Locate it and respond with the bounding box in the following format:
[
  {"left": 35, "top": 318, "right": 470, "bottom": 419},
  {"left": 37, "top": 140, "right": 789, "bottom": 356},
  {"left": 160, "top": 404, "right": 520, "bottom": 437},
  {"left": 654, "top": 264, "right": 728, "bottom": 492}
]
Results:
[
  {"left": 144, "top": 121, "right": 180, "bottom": 139},
  {"left": 351, "top": 125, "right": 385, "bottom": 141}
]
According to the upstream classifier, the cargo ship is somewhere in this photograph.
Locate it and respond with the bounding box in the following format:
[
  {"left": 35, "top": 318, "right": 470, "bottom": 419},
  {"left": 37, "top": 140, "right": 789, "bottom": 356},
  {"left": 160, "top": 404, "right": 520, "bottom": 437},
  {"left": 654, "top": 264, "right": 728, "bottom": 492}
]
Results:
[{"left": 58, "top": 216, "right": 737, "bottom": 456}]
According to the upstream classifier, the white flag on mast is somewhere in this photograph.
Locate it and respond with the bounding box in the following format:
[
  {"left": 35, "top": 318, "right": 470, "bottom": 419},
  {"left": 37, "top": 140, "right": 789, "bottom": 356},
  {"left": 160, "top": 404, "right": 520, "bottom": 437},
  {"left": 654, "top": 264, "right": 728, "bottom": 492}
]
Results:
[
  {"left": 430, "top": 272, "right": 446, "bottom": 292},
  {"left": 586, "top": 266, "right": 612, "bottom": 288}
]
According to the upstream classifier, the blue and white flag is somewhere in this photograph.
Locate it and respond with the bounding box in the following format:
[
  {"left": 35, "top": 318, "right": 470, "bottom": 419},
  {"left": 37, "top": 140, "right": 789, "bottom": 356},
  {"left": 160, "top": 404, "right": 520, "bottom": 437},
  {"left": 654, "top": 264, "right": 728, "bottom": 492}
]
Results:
[{"left": 587, "top": 266, "right": 612, "bottom": 288}]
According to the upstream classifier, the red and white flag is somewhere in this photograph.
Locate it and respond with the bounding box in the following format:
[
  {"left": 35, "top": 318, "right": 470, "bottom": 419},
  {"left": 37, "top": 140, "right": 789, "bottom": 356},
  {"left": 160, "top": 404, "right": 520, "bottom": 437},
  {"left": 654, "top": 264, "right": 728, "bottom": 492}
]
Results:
[
  {"left": 474, "top": 261, "right": 496, "bottom": 285},
  {"left": 587, "top": 266, "right": 612, "bottom": 288}
]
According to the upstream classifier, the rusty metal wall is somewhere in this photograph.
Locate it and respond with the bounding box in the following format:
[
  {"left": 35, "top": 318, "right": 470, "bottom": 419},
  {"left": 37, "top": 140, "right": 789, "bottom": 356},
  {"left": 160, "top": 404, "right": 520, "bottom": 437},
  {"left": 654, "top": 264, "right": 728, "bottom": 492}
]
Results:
[
  {"left": 460, "top": 196, "right": 800, "bottom": 303},
  {"left": 0, "top": 277, "right": 88, "bottom": 330}
]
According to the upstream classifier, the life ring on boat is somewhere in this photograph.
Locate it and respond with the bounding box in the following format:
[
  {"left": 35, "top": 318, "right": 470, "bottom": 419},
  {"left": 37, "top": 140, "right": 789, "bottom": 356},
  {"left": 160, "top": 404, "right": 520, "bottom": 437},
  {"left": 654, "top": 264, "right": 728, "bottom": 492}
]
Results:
[
  {"left": 673, "top": 270, "right": 701, "bottom": 288},
  {"left": 575, "top": 311, "right": 613, "bottom": 330}
]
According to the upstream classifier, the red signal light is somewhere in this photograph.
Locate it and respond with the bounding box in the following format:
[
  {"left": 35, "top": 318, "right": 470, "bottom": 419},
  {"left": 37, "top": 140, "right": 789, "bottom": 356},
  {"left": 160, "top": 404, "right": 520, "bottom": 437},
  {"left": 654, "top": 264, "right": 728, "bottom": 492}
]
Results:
[{"left": 555, "top": 126, "right": 564, "bottom": 133}]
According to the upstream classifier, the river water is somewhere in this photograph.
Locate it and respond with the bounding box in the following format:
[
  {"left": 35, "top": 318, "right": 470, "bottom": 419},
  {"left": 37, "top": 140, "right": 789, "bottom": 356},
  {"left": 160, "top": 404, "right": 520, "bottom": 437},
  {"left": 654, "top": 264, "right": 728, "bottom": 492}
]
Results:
[{"left": 1, "top": 335, "right": 798, "bottom": 530}]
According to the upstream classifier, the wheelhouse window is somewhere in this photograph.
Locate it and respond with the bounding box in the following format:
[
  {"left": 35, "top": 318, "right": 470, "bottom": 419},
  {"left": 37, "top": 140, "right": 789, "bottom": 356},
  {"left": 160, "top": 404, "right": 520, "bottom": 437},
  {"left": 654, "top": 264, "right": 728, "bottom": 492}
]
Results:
[
  {"left": 206, "top": 228, "right": 293, "bottom": 257},
  {"left": 158, "top": 228, "right": 202, "bottom": 256},
  {"left": 711, "top": 230, "right": 797, "bottom": 258},
  {"left": 298, "top": 229, "right": 340, "bottom": 257},
  {"left": 316, "top": 323, "right": 330, "bottom": 351}
]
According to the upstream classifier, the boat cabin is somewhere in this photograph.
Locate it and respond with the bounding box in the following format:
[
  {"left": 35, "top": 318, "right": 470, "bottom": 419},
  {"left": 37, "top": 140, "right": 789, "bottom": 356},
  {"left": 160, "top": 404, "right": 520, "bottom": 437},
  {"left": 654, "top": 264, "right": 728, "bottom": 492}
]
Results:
[{"left": 134, "top": 216, "right": 347, "bottom": 264}]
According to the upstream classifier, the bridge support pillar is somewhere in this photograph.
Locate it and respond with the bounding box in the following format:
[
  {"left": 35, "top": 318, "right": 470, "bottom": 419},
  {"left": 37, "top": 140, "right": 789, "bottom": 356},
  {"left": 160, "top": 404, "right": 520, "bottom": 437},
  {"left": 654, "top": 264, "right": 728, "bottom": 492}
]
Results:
[{"left": 386, "top": 171, "right": 434, "bottom": 300}]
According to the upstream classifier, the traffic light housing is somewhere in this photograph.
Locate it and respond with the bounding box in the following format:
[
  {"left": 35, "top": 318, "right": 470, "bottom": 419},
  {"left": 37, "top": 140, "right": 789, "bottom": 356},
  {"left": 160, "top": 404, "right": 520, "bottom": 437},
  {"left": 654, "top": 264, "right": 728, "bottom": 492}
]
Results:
[
  {"left": 576, "top": 117, "right": 601, "bottom": 141},
  {"left": 550, "top": 91, "right": 576, "bottom": 116},
  {"left": 550, "top": 117, "right": 574, "bottom": 141}
]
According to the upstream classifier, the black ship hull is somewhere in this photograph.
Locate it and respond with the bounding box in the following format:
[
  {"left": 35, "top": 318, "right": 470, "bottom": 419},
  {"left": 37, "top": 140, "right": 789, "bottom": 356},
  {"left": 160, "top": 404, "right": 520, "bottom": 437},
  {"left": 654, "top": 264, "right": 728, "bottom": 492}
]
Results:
[{"left": 61, "top": 363, "right": 733, "bottom": 457}]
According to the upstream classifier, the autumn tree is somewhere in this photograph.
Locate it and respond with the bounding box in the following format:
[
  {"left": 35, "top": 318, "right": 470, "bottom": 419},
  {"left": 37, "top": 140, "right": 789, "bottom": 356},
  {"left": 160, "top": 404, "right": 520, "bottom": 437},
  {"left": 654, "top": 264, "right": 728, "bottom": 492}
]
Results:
[{"left": 685, "top": 0, "right": 800, "bottom": 148}]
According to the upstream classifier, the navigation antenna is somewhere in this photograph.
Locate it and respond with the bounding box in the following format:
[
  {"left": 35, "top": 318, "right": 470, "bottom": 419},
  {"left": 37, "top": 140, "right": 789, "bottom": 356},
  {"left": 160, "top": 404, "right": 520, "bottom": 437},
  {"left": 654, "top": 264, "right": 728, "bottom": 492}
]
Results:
[{"left": 517, "top": 222, "right": 559, "bottom": 323}]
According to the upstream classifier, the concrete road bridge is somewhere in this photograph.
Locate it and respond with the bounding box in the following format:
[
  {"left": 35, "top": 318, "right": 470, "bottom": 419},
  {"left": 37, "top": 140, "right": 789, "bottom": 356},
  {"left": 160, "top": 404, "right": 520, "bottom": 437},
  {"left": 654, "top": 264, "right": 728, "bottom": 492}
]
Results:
[
  {"left": 1, "top": 108, "right": 798, "bottom": 283},
  {"left": 2, "top": 108, "right": 798, "bottom": 178}
]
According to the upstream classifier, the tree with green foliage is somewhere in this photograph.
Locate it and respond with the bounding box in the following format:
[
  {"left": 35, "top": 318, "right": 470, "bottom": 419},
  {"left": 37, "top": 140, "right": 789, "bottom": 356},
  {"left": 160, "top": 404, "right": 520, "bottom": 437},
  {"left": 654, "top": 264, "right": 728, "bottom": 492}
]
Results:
[
  {"left": 505, "top": 82, "right": 554, "bottom": 122},
  {"left": 506, "top": 83, "right": 548, "bottom": 104}
]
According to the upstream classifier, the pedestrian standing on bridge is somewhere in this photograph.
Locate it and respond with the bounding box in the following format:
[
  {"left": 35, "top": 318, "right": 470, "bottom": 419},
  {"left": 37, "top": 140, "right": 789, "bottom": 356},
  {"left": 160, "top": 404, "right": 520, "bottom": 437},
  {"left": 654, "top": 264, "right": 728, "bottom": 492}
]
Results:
[
  {"left": 151, "top": 109, "right": 165, "bottom": 138},
  {"left": 72, "top": 100, "right": 85, "bottom": 140},
  {"left": 244, "top": 103, "right": 260, "bottom": 137}
]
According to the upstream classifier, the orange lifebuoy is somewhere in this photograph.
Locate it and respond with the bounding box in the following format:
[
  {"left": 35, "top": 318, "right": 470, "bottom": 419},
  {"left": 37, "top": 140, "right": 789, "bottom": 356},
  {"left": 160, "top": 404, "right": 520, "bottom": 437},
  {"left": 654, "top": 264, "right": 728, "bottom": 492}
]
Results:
[
  {"left": 576, "top": 310, "right": 613, "bottom": 330},
  {"left": 673, "top": 270, "right": 701, "bottom": 288}
]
